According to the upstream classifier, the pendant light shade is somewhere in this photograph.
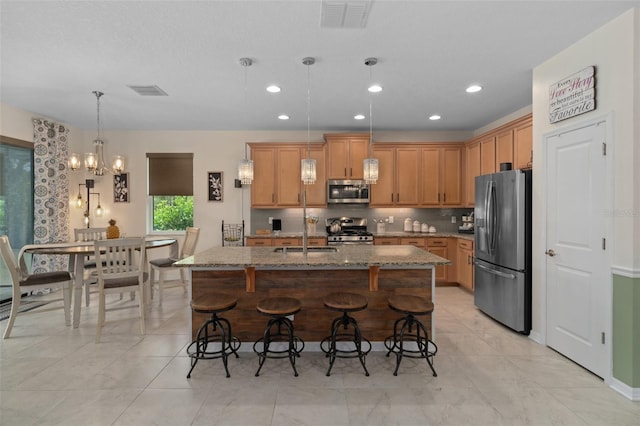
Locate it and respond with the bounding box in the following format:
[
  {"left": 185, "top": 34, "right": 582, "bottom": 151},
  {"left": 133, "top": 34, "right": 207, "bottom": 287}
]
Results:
[
  {"left": 238, "top": 57, "right": 254, "bottom": 185},
  {"left": 238, "top": 157, "right": 254, "bottom": 185},
  {"left": 301, "top": 56, "right": 316, "bottom": 185},
  {"left": 363, "top": 57, "right": 379, "bottom": 185}
]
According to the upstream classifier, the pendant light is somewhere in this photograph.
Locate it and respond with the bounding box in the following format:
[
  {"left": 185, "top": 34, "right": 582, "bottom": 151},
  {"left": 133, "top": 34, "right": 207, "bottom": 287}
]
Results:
[
  {"left": 238, "top": 57, "right": 254, "bottom": 185},
  {"left": 363, "top": 57, "right": 379, "bottom": 185},
  {"left": 69, "top": 91, "right": 125, "bottom": 175},
  {"left": 301, "top": 57, "right": 316, "bottom": 185}
]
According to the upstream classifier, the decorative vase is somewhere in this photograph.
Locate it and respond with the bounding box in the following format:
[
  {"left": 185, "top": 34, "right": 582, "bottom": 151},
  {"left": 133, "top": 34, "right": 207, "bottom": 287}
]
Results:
[{"left": 106, "top": 219, "right": 120, "bottom": 239}]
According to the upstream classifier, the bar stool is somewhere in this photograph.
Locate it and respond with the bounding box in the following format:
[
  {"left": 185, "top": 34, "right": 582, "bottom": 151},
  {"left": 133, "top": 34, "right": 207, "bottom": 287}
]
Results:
[
  {"left": 384, "top": 295, "right": 438, "bottom": 376},
  {"left": 186, "top": 293, "right": 241, "bottom": 378},
  {"left": 320, "top": 292, "right": 371, "bottom": 376},
  {"left": 253, "top": 296, "right": 305, "bottom": 377}
]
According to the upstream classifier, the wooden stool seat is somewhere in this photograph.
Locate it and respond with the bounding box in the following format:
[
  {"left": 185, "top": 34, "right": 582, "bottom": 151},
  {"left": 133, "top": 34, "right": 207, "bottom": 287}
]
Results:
[
  {"left": 191, "top": 294, "right": 237, "bottom": 313},
  {"left": 257, "top": 296, "right": 301, "bottom": 316},
  {"left": 388, "top": 295, "right": 434, "bottom": 316},
  {"left": 324, "top": 292, "right": 368, "bottom": 312}
]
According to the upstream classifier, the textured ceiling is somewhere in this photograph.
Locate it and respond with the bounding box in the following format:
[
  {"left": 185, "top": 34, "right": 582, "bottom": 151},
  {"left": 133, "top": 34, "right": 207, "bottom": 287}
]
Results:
[{"left": 1, "top": 1, "right": 638, "bottom": 132}]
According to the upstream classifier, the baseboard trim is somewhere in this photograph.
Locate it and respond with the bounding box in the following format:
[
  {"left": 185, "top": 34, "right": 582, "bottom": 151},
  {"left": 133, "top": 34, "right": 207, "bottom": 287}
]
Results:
[
  {"left": 528, "top": 330, "right": 544, "bottom": 345},
  {"left": 611, "top": 266, "right": 640, "bottom": 279},
  {"left": 609, "top": 377, "right": 640, "bottom": 401}
]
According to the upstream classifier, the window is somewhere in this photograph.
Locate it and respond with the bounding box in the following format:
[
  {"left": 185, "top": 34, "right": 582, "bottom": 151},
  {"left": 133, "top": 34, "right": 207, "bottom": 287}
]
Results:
[
  {"left": 0, "top": 136, "right": 34, "bottom": 289},
  {"left": 147, "top": 153, "right": 194, "bottom": 232}
]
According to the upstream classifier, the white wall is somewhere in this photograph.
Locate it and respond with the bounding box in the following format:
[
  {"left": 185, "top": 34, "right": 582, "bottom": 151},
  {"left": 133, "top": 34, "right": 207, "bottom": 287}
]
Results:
[{"left": 531, "top": 8, "right": 639, "bottom": 336}]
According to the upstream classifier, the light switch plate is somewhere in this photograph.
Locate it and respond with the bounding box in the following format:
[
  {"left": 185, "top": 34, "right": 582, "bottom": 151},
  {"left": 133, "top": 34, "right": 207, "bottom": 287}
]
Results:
[
  {"left": 451, "top": 216, "right": 457, "bottom": 223},
  {"left": 268, "top": 217, "right": 273, "bottom": 224}
]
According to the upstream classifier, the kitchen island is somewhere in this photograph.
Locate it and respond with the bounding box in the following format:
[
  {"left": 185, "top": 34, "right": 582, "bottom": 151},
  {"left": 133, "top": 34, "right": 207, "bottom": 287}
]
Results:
[{"left": 176, "top": 245, "right": 450, "bottom": 343}]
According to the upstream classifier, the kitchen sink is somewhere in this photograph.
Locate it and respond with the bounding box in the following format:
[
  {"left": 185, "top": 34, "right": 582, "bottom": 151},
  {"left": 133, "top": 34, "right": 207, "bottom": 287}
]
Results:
[{"left": 273, "top": 246, "right": 338, "bottom": 253}]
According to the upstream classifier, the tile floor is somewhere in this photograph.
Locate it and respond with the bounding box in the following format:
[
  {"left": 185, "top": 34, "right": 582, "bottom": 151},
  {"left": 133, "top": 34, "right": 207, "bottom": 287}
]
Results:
[{"left": 1, "top": 285, "right": 638, "bottom": 426}]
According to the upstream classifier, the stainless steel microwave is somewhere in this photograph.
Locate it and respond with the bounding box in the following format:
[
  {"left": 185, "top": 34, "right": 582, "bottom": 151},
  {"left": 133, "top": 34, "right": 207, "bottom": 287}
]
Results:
[{"left": 327, "top": 180, "right": 370, "bottom": 204}]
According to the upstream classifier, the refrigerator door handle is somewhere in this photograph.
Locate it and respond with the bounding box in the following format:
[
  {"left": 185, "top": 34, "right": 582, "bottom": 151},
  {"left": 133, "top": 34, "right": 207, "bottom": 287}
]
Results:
[
  {"left": 486, "top": 181, "right": 497, "bottom": 255},
  {"left": 475, "top": 261, "right": 517, "bottom": 280}
]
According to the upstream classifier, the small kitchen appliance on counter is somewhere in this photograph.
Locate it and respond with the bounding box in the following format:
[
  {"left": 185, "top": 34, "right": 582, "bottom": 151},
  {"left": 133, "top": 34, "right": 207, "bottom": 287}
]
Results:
[
  {"left": 458, "top": 213, "right": 474, "bottom": 234},
  {"left": 326, "top": 217, "right": 374, "bottom": 245}
]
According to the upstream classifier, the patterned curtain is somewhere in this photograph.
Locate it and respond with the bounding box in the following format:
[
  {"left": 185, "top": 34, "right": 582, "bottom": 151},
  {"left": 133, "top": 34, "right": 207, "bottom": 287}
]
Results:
[{"left": 32, "top": 118, "right": 70, "bottom": 272}]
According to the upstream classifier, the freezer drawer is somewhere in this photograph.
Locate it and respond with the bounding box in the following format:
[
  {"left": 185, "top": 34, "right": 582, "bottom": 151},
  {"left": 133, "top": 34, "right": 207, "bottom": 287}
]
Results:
[{"left": 473, "top": 259, "right": 531, "bottom": 334}]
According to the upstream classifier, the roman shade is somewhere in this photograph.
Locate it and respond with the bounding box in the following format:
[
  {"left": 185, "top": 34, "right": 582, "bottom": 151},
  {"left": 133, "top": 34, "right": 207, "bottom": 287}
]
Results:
[{"left": 147, "top": 153, "right": 193, "bottom": 196}]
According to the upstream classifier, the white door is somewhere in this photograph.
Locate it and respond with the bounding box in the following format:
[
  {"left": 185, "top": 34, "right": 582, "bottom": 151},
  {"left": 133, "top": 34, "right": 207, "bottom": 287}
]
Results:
[{"left": 546, "top": 120, "right": 607, "bottom": 377}]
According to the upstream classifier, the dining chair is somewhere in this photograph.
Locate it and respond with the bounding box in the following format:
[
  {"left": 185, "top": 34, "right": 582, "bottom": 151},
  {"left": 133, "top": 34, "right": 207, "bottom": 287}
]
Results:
[
  {"left": 74, "top": 227, "right": 107, "bottom": 307},
  {"left": 149, "top": 227, "right": 200, "bottom": 305},
  {"left": 0, "top": 235, "right": 72, "bottom": 339},
  {"left": 94, "top": 237, "right": 148, "bottom": 343}
]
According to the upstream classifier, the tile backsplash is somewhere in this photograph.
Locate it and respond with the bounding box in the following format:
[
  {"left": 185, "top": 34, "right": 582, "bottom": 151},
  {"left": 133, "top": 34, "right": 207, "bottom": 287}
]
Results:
[{"left": 250, "top": 206, "right": 473, "bottom": 234}]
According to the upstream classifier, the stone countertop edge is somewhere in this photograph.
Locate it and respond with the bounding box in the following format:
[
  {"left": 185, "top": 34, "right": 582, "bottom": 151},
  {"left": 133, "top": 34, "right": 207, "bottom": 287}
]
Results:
[
  {"left": 175, "top": 245, "right": 451, "bottom": 268},
  {"left": 245, "top": 231, "right": 474, "bottom": 241}
]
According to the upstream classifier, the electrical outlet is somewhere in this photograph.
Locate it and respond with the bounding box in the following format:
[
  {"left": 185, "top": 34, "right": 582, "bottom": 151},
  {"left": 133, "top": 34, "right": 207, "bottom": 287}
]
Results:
[
  {"left": 451, "top": 216, "right": 457, "bottom": 223},
  {"left": 388, "top": 216, "right": 394, "bottom": 224},
  {"left": 268, "top": 217, "right": 273, "bottom": 224}
]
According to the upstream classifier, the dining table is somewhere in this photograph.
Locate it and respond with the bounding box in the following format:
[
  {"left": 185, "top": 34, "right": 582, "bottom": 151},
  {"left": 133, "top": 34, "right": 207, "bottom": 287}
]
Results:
[{"left": 24, "top": 237, "right": 177, "bottom": 328}]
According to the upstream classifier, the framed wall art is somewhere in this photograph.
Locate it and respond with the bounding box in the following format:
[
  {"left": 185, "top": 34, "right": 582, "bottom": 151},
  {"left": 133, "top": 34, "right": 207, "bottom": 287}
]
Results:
[
  {"left": 208, "top": 171, "right": 223, "bottom": 202},
  {"left": 114, "top": 173, "right": 129, "bottom": 202}
]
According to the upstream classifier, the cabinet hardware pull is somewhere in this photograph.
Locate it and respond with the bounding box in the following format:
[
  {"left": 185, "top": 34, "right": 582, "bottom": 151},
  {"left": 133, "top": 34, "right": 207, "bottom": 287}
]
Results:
[
  {"left": 350, "top": 167, "right": 352, "bottom": 176},
  {"left": 438, "top": 193, "right": 440, "bottom": 202},
  {"left": 391, "top": 194, "right": 394, "bottom": 202},
  {"left": 344, "top": 167, "right": 347, "bottom": 176},
  {"left": 443, "top": 193, "right": 446, "bottom": 202}
]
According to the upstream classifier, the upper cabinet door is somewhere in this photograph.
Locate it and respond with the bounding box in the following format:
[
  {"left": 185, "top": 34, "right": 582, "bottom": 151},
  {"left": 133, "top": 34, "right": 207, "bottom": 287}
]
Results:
[
  {"left": 251, "top": 147, "right": 277, "bottom": 207},
  {"left": 276, "top": 147, "right": 302, "bottom": 206},
  {"left": 495, "top": 129, "right": 514, "bottom": 170},
  {"left": 302, "top": 145, "right": 327, "bottom": 207},
  {"left": 514, "top": 123, "right": 533, "bottom": 169},
  {"left": 420, "top": 147, "right": 441, "bottom": 206},
  {"left": 395, "top": 147, "right": 420, "bottom": 205},
  {"left": 441, "top": 147, "right": 462, "bottom": 206},
  {"left": 466, "top": 142, "right": 481, "bottom": 207},
  {"left": 480, "top": 136, "right": 496, "bottom": 175},
  {"left": 325, "top": 135, "right": 369, "bottom": 179},
  {"left": 369, "top": 147, "right": 395, "bottom": 206}
]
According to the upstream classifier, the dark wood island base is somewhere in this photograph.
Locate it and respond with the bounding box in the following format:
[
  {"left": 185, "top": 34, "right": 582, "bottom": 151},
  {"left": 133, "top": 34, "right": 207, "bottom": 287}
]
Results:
[{"left": 191, "top": 267, "right": 433, "bottom": 342}]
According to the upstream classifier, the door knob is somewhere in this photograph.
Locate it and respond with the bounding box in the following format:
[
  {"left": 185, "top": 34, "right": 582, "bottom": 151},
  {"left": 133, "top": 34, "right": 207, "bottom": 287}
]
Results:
[{"left": 545, "top": 249, "right": 556, "bottom": 257}]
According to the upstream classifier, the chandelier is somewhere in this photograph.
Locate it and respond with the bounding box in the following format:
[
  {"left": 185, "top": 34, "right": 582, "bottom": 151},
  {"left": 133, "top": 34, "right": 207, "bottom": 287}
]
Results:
[{"left": 69, "top": 91, "right": 125, "bottom": 176}]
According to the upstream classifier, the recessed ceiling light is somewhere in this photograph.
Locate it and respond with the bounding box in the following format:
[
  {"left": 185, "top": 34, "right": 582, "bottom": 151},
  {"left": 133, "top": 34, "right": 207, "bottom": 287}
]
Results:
[
  {"left": 429, "top": 114, "right": 441, "bottom": 121},
  {"left": 266, "top": 85, "right": 281, "bottom": 93},
  {"left": 368, "top": 84, "right": 382, "bottom": 93},
  {"left": 278, "top": 114, "right": 290, "bottom": 120},
  {"left": 354, "top": 114, "right": 365, "bottom": 120},
  {"left": 466, "top": 85, "right": 482, "bottom": 93}
]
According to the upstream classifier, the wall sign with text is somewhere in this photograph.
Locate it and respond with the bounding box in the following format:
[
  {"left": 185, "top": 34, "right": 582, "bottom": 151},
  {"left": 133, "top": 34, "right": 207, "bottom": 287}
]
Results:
[{"left": 549, "top": 66, "right": 596, "bottom": 124}]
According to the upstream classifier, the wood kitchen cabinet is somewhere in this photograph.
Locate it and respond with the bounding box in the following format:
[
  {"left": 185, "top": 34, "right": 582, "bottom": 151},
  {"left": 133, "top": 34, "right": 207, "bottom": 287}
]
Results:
[
  {"left": 456, "top": 239, "right": 474, "bottom": 291},
  {"left": 400, "top": 237, "right": 425, "bottom": 248},
  {"left": 250, "top": 143, "right": 325, "bottom": 208},
  {"left": 420, "top": 146, "right": 463, "bottom": 207},
  {"left": 496, "top": 129, "right": 514, "bottom": 170},
  {"left": 273, "top": 237, "right": 300, "bottom": 246},
  {"left": 246, "top": 237, "right": 273, "bottom": 247},
  {"left": 426, "top": 237, "right": 448, "bottom": 283},
  {"left": 306, "top": 237, "right": 327, "bottom": 246},
  {"left": 374, "top": 237, "right": 399, "bottom": 245},
  {"left": 514, "top": 122, "right": 533, "bottom": 169},
  {"left": 370, "top": 146, "right": 420, "bottom": 206},
  {"left": 325, "top": 134, "right": 369, "bottom": 179},
  {"left": 466, "top": 142, "right": 480, "bottom": 207},
  {"left": 480, "top": 136, "right": 496, "bottom": 175}
]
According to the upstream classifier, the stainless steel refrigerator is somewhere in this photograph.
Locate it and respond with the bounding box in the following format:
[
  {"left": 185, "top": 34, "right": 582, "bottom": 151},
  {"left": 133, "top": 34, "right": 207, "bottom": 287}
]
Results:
[{"left": 474, "top": 169, "right": 532, "bottom": 334}]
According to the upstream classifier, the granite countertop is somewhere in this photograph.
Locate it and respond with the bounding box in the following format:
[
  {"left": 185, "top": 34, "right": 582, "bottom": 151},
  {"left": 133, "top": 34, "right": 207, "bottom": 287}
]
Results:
[
  {"left": 176, "top": 244, "right": 451, "bottom": 268},
  {"left": 245, "top": 231, "right": 474, "bottom": 241}
]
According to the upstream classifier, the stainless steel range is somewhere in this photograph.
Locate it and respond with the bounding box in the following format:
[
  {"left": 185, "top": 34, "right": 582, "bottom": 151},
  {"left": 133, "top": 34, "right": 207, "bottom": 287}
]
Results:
[{"left": 326, "top": 217, "right": 374, "bottom": 245}]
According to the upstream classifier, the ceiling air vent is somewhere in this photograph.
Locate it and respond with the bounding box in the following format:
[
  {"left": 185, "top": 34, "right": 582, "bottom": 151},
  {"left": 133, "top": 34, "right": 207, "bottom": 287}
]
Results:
[
  {"left": 127, "top": 85, "right": 168, "bottom": 96},
  {"left": 320, "top": 0, "right": 372, "bottom": 28}
]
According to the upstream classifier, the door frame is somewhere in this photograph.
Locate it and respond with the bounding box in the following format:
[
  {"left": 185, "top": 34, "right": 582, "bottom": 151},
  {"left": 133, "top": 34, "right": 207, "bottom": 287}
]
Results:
[{"left": 540, "top": 112, "right": 614, "bottom": 384}]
